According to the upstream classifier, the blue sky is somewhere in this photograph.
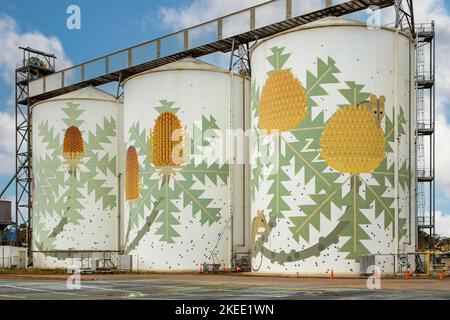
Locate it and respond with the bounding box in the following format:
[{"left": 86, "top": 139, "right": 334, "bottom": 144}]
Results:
[
  {"left": 0, "top": 0, "right": 449, "bottom": 236},
  {"left": 0, "top": 0, "right": 181, "bottom": 64}
]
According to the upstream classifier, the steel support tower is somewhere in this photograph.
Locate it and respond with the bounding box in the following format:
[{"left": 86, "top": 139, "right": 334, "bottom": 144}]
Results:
[
  {"left": 415, "top": 22, "right": 436, "bottom": 250},
  {"left": 14, "top": 47, "right": 56, "bottom": 248}
]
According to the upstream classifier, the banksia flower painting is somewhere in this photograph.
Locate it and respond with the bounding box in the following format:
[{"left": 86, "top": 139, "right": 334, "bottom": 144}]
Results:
[
  {"left": 125, "top": 99, "right": 228, "bottom": 248},
  {"left": 149, "top": 111, "right": 185, "bottom": 168},
  {"left": 258, "top": 47, "right": 307, "bottom": 133},
  {"left": 63, "top": 126, "right": 84, "bottom": 177},
  {"left": 251, "top": 50, "right": 409, "bottom": 265},
  {"left": 33, "top": 102, "right": 117, "bottom": 252},
  {"left": 320, "top": 95, "right": 386, "bottom": 174},
  {"left": 126, "top": 146, "right": 141, "bottom": 202}
]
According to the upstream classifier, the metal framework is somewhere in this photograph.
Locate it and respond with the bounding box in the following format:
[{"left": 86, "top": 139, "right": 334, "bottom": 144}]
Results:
[
  {"left": 25, "top": 0, "right": 395, "bottom": 103},
  {"left": 415, "top": 22, "right": 436, "bottom": 250},
  {"left": 395, "top": 0, "right": 415, "bottom": 37},
  {"left": 14, "top": 47, "right": 56, "bottom": 248},
  {"left": 395, "top": 1, "right": 436, "bottom": 251}
]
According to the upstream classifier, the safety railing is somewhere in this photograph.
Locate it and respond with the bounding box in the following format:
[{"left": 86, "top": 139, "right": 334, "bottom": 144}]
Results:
[
  {"left": 417, "top": 168, "right": 433, "bottom": 179},
  {"left": 416, "top": 71, "right": 434, "bottom": 83},
  {"left": 27, "top": 0, "right": 392, "bottom": 99},
  {"left": 417, "top": 120, "right": 434, "bottom": 131}
]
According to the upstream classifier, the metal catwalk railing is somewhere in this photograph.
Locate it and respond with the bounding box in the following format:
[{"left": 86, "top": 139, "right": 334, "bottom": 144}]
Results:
[{"left": 25, "top": 0, "right": 395, "bottom": 103}]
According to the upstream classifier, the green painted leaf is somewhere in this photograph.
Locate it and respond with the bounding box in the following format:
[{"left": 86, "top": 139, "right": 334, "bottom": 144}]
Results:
[
  {"left": 338, "top": 176, "right": 372, "bottom": 261},
  {"left": 175, "top": 176, "right": 221, "bottom": 226},
  {"left": 155, "top": 100, "right": 180, "bottom": 114},
  {"left": 293, "top": 186, "right": 344, "bottom": 243},
  {"left": 63, "top": 102, "right": 85, "bottom": 127},
  {"left": 306, "top": 56, "right": 341, "bottom": 108},
  {"left": 181, "top": 162, "right": 229, "bottom": 186},
  {"left": 338, "top": 81, "right": 370, "bottom": 106},
  {"left": 267, "top": 46, "right": 291, "bottom": 72},
  {"left": 266, "top": 153, "right": 291, "bottom": 219}
]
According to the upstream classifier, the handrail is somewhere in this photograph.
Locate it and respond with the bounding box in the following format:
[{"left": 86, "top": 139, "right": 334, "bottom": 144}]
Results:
[
  {"left": 27, "top": 0, "right": 396, "bottom": 101},
  {"left": 33, "top": 0, "right": 278, "bottom": 77}
]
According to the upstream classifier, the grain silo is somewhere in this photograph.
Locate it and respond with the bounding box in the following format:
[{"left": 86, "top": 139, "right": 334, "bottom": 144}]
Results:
[
  {"left": 122, "top": 58, "right": 250, "bottom": 271},
  {"left": 250, "top": 17, "right": 416, "bottom": 276},
  {"left": 32, "top": 86, "right": 120, "bottom": 269}
]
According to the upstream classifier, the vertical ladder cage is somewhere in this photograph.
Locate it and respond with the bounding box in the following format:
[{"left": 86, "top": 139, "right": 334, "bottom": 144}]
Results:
[
  {"left": 394, "top": 0, "right": 436, "bottom": 251},
  {"left": 415, "top": 22, "right": 436, "bottom": 250},
  {"left": 15, "top": 47, "right": 56, "bottom": 248}
]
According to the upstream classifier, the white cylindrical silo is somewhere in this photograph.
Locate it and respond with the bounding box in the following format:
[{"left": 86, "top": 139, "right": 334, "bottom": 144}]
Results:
[
  {"left": 123, "top": 58, "right": 250, "bottom": 271},
  {"left": 32, "top": 86, "right": 120, "bottom": 269},
  {"left": 250, "top": 18, "right": 415, "bottom": 276}
]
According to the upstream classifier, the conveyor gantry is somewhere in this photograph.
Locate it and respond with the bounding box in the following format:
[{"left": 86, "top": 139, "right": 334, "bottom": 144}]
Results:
[{"left": 25, "top": 0, "right": 395, "bottom": 104}]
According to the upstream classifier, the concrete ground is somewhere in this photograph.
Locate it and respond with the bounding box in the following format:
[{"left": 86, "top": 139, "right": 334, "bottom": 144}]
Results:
[{"left": 0, "top": 273, "right": 448, "bottom": 300}]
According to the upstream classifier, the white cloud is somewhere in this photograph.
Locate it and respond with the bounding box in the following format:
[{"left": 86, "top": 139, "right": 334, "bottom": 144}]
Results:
[
  {"left": 159, "top": 0, "right": 266, "bottom": 30},
  {"left": 0, "top": 13, "right": 72, "bottom": 177},
  {"left": 157, "top": 0, "right": 267, "bottom": 68},
  {"left": 436, "top": 111, "right": 450, "bottom": 196},
  {"left": 436, "top": 210, "right": 450, "bottom": 237},
  {"left": 0, "top": 13, "right": 72, "bottom": 87},
  {"left": 0, "top": 111, "right": 15, "bottom": 175}
]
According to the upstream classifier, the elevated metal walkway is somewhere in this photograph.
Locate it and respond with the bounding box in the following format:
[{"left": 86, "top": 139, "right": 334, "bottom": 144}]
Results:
[
  {"left": 25, "top": 0, "right": 395, "bottom": 104},
  {"left": 415, "top": 22, "right": 436, "bottom": 250}
]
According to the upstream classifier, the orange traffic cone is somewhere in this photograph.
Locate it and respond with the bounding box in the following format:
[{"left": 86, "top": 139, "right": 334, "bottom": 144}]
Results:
[
  {"left": 405, "top": 271, "right": 410, "bottom": 280},
  {"left": 330, "top": 269, "right": 334, "bottom": 279},
  {"left": 440, "top": 271, "right": 444, "bottom": 281}
]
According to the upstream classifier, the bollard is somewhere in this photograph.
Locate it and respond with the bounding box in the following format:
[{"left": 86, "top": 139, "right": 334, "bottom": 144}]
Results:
[
  {"left": 330, "top": 269, "right": 334, "bottom": 280},
  {"left": 440, "top": 271, "right": 444, "bottom": 281},
  {"left": 405, "top": 271, "right": 410, "bottom": 280}
]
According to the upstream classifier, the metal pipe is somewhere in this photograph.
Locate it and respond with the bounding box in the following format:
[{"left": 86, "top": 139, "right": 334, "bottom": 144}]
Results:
[
  {"left": 116, "top": 97, "right": 123, "bottom": 253},
  {"left": 432, "top": 21, "right": 436, "bottom": 249},
  {"left": 405, "top": 35, "right": 413, "bottom": 246},
  {"left": 394, "top": 30, "right": 399, "bottom": 256},
  {"left": 229, "top": 62, "right": 235, "bottom": 268}
]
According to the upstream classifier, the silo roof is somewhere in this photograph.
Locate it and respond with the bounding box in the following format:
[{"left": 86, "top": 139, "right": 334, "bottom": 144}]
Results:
[
  {"left": 123, "top": 57, "right": 247, "bottom": 85},
  {"left": 251, "top": 17, "right": 412, "bottom": 54},
  {"left": 151, "top": 57, "right": 227, "bottom": 73},
  {"left": 32, "top": 86, "right": 119, "bottom": 108}
]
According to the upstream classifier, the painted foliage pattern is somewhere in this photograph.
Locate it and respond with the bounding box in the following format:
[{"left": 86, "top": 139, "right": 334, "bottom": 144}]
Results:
[
  {"left": 33, "top": 102, "right": 117, "bottom": 252},
  {"left": 251, "top": 47, "right": 410, "bottom": 268},
  {"left": 125, "top": 100, "right": 229, "bottom": 253}
]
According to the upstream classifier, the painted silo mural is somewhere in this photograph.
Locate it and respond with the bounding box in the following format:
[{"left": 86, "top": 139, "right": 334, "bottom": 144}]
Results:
[
  {"left": 32, "top": 87, "right": 119, "bottom": 268},
  {"left": 123, "top": 58, "right": 249, "bottom": 271},
  {"left": 250, "top": 18, "right": 415, "bottom": 275}
]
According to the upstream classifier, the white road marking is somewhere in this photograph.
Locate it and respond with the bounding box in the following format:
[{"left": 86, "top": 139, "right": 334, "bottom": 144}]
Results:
[
  {"left": 0, "top": 294, "right": 27, "bottom": 299},
  {"left": 1, "top": 285, "right": 88, "bottom": 297},
  {"left": 80, "top": 285, "right": 146, "bottom": 297}
]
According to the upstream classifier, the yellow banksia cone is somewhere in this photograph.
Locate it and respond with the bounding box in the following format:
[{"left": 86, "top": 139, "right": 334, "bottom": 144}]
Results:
[
  {"left": 259, "top": 70, "right": 307, "bottom": 133},
  {"left": 63, "top": 126, "right": 84, "bottom": 175},
  {"left": 149, "top": 112, "right": 184, "bottom": 167},
  {"left": 259, "top": 47, "right": 307, "bottom": 133},
  {"left": 320, "top": 95, "right": 386, "bottom": 174},
  {"left": 126, "top": 146, "right": 141, "bottom": 201}
]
